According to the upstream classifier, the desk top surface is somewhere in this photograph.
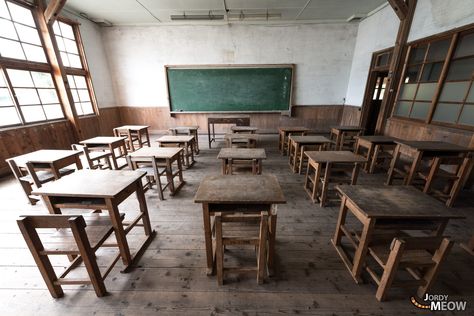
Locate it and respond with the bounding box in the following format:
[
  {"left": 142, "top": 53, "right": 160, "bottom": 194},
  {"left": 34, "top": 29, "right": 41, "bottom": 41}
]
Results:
[
  {"left": 395, "top": 140, "right": 473, "bottom": 152},
  {"left": 157, "top": 135, "right": 194, "bottom": 142},
  {"left": 33, "top": 170, "right": 146, "bottom": 198},
  {"left": 289, "top": 135, "right": 332, "bottom": 144},
  {"left": 194, "top": 174, "right": 286, "bottom": 204},
  {"left": 305, "top": 150, "right": 366, "bottom": 163},
  {"left": 169, "top": 126, "right": 199, "bottom": 130},
  {"left": 8, "top": 149, "right": 80, "bottom": 165},
  {"left": 356, "top": 135, "right": 397, "bottom": 144},
  {"left": 331, "top": 126, "right": 364, "bottom": 131},
  {"left": 337, "top": 185, "right": 465, "bottom": 219},
  {"left": 217, "top": 148, "right": 266, "bottom": 159},
  {"left": 114, "top": 125, "right": 149, "bottom": 130},
  {"left": 278, "top": 126, "right": 309, "bottom": 132},
  {"left": 80, "top": 136, "right": 126, "bottom": 145},
  {"left": 128, "top": 147, "right": 183, "bottom": 158}
]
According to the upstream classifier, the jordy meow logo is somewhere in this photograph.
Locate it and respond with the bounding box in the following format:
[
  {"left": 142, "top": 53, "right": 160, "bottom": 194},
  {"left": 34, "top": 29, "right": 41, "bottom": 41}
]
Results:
[{"left": 411, "top": 294, "right": 467, "bottom": 311}]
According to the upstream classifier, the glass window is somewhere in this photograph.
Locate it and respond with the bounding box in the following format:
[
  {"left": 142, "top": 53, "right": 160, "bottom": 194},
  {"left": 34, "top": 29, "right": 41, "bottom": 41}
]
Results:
[
  {"left": 439, "top": 82, "right": 470, "bottom": 102},
  {"left": 432, "top": 103, "right": 462, "bottom": 123},
  {"left": 67, "top": 74, "right": 94, "bottom": 115},
  {"left": 53, "top": 21, "right": 82, "bottom": 69},
  {"left": 394, "top": 101, "right": 412, "bottom": 117},
  {"left": 446, "top": 57, "right": 474, "bottom": 81},
  {"left": 0, "top": 1, "right": 47, "bottom": 63},
  {"left": 426, "top": 39, "right": 450, "bottom": 61},
  {"left": 408, "top": 45, "right": 427, "bottom": 63},
  {"left": 454, "top": 33, "right": 474, "bottom": 58},
  {"left": 458, "top": 104, "right": 474, "bottom": 125},
  {"left": 410, "top": 102, "right": 431, "bottom": 120},
  {"left": 415, "top": 83, "right": 437, "bottom": 101},
  {"left": 420, "top": 62, "right": 443, "bottom": 82}
]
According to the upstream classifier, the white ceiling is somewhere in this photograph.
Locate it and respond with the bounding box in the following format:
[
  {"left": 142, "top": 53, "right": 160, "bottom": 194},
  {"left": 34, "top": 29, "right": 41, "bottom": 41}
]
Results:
[{"left": 63, "top": 0, "right": 389, "bottom": 25}]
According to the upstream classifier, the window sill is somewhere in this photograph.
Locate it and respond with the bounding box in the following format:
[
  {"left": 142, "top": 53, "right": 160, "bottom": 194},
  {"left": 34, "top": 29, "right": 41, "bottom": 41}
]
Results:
[{"left": 0, "top": 119, "right": 69, "bottom": 133}]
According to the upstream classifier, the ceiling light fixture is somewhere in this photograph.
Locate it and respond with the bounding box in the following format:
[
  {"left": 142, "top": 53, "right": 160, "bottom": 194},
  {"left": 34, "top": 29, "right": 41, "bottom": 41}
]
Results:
[
  {"left": 171, "top": 11, "right": 224, "bottom": 21},
  {"left": 227, "top": 10, "right": 282, "bottom": 21}
]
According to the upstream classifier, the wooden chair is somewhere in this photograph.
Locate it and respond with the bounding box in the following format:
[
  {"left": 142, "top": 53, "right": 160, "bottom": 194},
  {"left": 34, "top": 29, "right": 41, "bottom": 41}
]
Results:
[
  {"left": 418, "top": 155, "right": 473, "bottom": 207},
  {"left": 159, "top": 142, "right": 186, "bottom": 167},
  {"left": 71, "top": 144, "right": 112, "bottom": 170},
  {"left": 17, "top": 214, "right": 123, "bottom": 298},
  {"left": 226, "top": 158, "right": 261, "bottom": 175},
  {"left": 226, "top": 137, "right": 257, "bottom": 149},
  {"left": 126, "top": 155, "right": 167, "bottom": 200},
  {"left": 329, "top": 130, "right": 361, "bottom": 151},
  {"left": 6, "top": 159, "right": 74, "bottom": 205},
  {"left": 214, "top": 211, "right": 271, "bottom": 285},
  {"left": 365, "top": 236, "right": 453, "bottom": 302},
  {"left": 113, "top": 128, "right": 140, "bottom": 151}
]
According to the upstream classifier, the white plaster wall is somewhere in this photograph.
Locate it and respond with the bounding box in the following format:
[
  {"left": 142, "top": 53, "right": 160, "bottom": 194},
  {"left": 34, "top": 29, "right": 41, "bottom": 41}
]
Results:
[
  {"left": 409, "top": 0, "right": 474, "bottom": 41},
  {"left": 344, "top": 5, "right": 399, "bottom": 107},
  {"left": 101, "top": 23, "right": 358, "bottom": 107},
  {"left": 62, "top": 12, "right": 117, "bottom": 108}
]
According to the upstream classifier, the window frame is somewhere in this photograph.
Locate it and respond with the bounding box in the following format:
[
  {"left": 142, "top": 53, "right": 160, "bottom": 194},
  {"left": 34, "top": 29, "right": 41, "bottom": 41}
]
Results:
[
  {"left": 391, "top": 23, "right": 474, "bottom": 131},
  {"left": 54, "top": 16, "right": 99, "bottom": 118}
]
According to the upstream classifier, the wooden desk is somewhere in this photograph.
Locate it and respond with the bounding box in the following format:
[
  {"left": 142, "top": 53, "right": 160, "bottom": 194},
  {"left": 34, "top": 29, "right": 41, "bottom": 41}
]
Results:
[
  {"left": 288, "top": 135, "right": 332, "bottom": 174},
  {"left": 113, "top": 125, "right": 150, "bottom": 151},
  {"left": 32, "top": 170, "right": 155, "bottom": 272},
  {"left": 80, "top": 136, "right": 128, "bottom": 170},
  {"left": 386, "top": 140, "right": 473, "bottom": 185},
  {"left": 169, "top": 126, "right": 200, "bottom": 154},
  {"left": 355, "top": 136, "right": 397, "bottom": 173},
  {"left": 278, "top": 126, "right": 309, "bottom": 155},
  {"left": 332, "top": 185, "right": 464, "bottom": 284},
  {"left": 157, "top": 135, "right": 195, "bottom": 168},
  {"left": 231, "top": 126, "right": 258, "bottom": 134},
  {"left": 304, "top": 151, "right": 366, "bottom": 207},
  {"left": 224, "top": 133, "right": 258, "bottom": 148},
  {"left": 217, "top": 148, "right": 266, "bottom": 175},
  {"left": 128, "top": 147, "right": 186, "bottom": 196},
  {"left": 6, "top": 150, "right": 83, "bottom": 204},
  {"left": 194, "top": 174, "right": 286, "bottom": 274},
  {"left": 208, "top": 116, "right": 250, "bottom": 148},
  {"left": 330, "top": 126, "right": 364, "bottom": 151}
]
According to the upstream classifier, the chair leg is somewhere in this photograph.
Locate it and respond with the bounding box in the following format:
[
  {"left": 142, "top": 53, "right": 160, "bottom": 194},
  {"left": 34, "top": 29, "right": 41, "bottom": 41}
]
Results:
[
  {"left": 257, "top": 212, "right": 268, "bottom": 285},
  {"left": 267, "top": 208, "right": 278, "bottom": 276},
  {"left": 376, "top": 240, "right": 405, "bottom": 302},
  {"left": 20, "top": 180, "right": 38, "bottom": 205}
]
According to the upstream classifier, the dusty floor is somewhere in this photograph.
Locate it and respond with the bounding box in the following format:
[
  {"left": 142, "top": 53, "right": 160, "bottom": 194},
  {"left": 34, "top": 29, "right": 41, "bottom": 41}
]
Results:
[{"left": 0, "top": 134, "right": 472, "bottom": 315}]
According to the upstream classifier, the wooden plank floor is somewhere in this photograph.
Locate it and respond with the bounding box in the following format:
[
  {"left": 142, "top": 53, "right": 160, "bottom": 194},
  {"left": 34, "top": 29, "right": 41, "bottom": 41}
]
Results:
[{"left": 0, "top": 134, "right": 473, "bottom": 315}]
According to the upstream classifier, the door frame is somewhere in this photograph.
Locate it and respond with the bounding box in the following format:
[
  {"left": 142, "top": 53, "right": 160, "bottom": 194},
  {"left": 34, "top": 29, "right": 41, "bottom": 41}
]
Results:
[{"left": 360, "top": 47, "right": 394, "bottom": 134}]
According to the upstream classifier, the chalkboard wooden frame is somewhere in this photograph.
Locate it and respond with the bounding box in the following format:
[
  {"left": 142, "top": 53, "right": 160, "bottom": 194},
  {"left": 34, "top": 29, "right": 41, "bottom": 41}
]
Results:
[{"left": 165, "top": 64, "right": 294, "bottom": 116}]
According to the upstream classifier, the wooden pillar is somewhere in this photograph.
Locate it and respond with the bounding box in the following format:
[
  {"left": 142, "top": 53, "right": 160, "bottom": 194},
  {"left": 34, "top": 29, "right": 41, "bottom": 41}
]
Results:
[
  {"left": 375, "top": 0, "right": 417, "bottom": 134},
  {"left": 35, "top": 0, "right": 83, "bottom": 141}
]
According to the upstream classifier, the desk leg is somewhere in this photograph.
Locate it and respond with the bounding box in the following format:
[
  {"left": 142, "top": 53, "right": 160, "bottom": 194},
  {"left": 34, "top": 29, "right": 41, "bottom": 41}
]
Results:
[
  {"left": 267, "top": 206, "right": 277, "bottom": 276},
  {"left": 75, "top": 155, "right": 83, "bottom": 170},
  {"left": 320, "top": 163, "right": 331, "bottom": 207},
  {"left": 386, "top": 144, "right": 401, "bottom": 185},
  {"left": 221, "top": 159, "right": 227, "bottom": 175},
  {"left": 184, "top": 143, "right": 190, "bottom": 167},
  {"left": 369, "top": 145, "right": 380, "bottom": 174},
  {"left": 351, "top": 163, "right": 361, "bottom": 185},
  {"left": 108, "top": 144, "right": 119, "bottom": 170},
  {"left": 258, "top": 159, "right": 262, "bottom": 175},
  {"left": 406, "top": 151, "right": 423, "bottom": 185},
  {"left": 202, "top": 203, "right": 214, "bottom": 275},
  {"left": 105, "top": 198, "right": 132, "bottom": 267},
  {"left": 351, "top": 218, "right": 376, "bottom": 284},
  {"left": 137, "top": 131, "right": 143, "bottom": 149},
  {"left": 145, "top": 130, "right": 151, "bottom": 147},
  {"left": 193, "top": 131, "right": 200, "bottom": 154},
  {"left": 278, "top": 131, "right": 283, "bottom": 154},
  {"left": 365, "top": 144, "right": 375, "bottom": 173},
  {"left": 335, "top": 131, "right": 342, "bottom": 151},
  {"left": 166, "top": 159, "right": 176, "bottom": 194},
  {"left": 128, "top": 130, "right": 135, "bottom": 152}
]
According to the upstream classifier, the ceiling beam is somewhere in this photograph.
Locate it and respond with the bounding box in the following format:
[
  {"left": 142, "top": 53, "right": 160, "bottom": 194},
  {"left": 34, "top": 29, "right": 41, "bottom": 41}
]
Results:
[
  {"left": 387, "top": 0, "right": 408, "bottom": 20},
  {"left": 44, "top": 0, "right": 67, "bottom": 25}
]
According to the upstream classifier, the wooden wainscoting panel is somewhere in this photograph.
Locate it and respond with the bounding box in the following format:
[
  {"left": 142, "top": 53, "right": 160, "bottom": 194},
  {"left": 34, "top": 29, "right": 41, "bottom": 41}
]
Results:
[
  {"left": 340, "top": 105, "right": 361, "bottom": 126},
  {"left": 79, "top": 107, "right": 122, "bottom": 139}
]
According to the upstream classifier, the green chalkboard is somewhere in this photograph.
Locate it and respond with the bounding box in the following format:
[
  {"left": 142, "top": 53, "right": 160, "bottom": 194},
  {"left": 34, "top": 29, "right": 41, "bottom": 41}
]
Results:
[{"left": 166, "top": 65, "right": 293, "bottom": 113}]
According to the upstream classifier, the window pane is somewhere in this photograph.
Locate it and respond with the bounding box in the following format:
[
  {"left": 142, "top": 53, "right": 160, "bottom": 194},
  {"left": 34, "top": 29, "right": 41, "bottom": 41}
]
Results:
[
  {"left": 446, "top": 57, "right": 474, "bottom": 81},
  {"left": 15, "top": 88, "right": 39, "bottom": 105},
  {"left": 0, "top": 19, "right": 18, "bottom": 40},
  {"left": 7, "top": 69, "right": 33, "bottom": 87},
  {"left": 55, "top": 35, "right": 65, "bottom": 51},
  {"left": 78, "top": 89, "right": 90, "bottom": 102},
  {"left": 415, "top": 83, "right": 437, "bottom": 101},
  {"left": 0, "top": 0, "right": 10, "bottom": 19},
  {"left": 64, "top": 38, "right": 78, "bottom": 54},
  {"left": 38, "top": 89, "right": 59, "bottom": 104},
  {"left": 459, "top": 104, "right": 474, "bottom": 126},
  {"left": 52, "top": 21, "right": 61, "bottom": 35},
  {"left": 454, "top": 33, "right": 474, "bottom": 58},
  {"left": 7, "top": 2, "right": 35, "bottom": 27},
  {"left": 60, "top": 51, "right": 70, "bottom": 67},
  {"left": 0, "top": 72, "right": 6, "bottom": 87},
  {"left": 439, "top": 82, "right": 470, "bottom": 102},
  {"left": 399, "top": 83, "right": 417, "bottom": 100},
  {"left": 74, "top": 76, "right": 87, "bottom": 88},
  {"left": 21, "top": 105, "right": 46, "bottom": 122},
  {"left": 67, "top": 75, "right": 76, "bottom": 88},
  {"left": 81, "top": 102, "right": 93, "bottom": 114},
  {"left": 420, "top": 62, "right": 443, "bottom": 82},
  {"left": 0, "top": 107, "right": 21, "bottom": 126},
  {"left": 432, "top": 103, "right": 462, "bottom": 123},
  {"left": 466, "top": 84, "right": 474, "bottom": 103},
  {"left": 394, "top": 101, "right": 411, "bottom": 117},
  {"left": 22, "top": 43, "right": 47, "bottom": 63},
  {"left": 426, "top": 39, "right": 450, "bottom": 61},
  {"left": 15, "top": 23, "right": 41, "bottom": 45},
  {"left": 31, "top": 72, "right": 54, "bottom": 88},
  {"left": 408, "top": 45, "right": 427, "bottom": 64},
  {"left": 410, "top": 102, "right": 430, "bottom": 120},
  {"left": 404, "top": 65, "right": 421, "bottom": 83},
  {"left": 43, "top": 104, "right": 63, "bottom": 119},
  {"left": 59, "top": 22, "right": 74, "bottom": 39},
  {"left": 71, "top": 89, "right": 79, "bottom": 102},
  {"left": 74, "top": 103, "right": 84, "bottom": 115},
  {"left": 0, "top": 37, "right": 25, "bottom": 59},
  {"left": 68, "top": 54, "right": 82, "bottom": 68},
  {"left": 377, "top": 53, "right": 390, "bottom": 66},
  {"left": 0, "top": 88, "right": 14, "bottom": 106}
]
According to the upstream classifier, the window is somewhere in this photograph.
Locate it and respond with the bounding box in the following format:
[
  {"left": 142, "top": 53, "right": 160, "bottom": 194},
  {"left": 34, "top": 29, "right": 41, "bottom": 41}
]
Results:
[
  {"left": 53, "top": 20, "right": 96, "bottom": 116},
  {"left": 0, "top": 0, "right": 65, "bottom": 128},
  {"left": 394, "top": 37, "right": 451, "bottom": 121},
  {"left": 392, "top": 28, "right": 474, "bottom": 129}
]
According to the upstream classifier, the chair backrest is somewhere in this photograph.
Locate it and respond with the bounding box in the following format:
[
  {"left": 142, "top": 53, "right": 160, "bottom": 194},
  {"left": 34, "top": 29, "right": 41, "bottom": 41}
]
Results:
[
  {"left": 127, "top": 155, "right": 160, "bottom": 177},
  {"left": 6, "top": 158, "right": 25, "bottom": 180},
  {"left": 72, "top": 144, "right": 98, "bottom": 169}
]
